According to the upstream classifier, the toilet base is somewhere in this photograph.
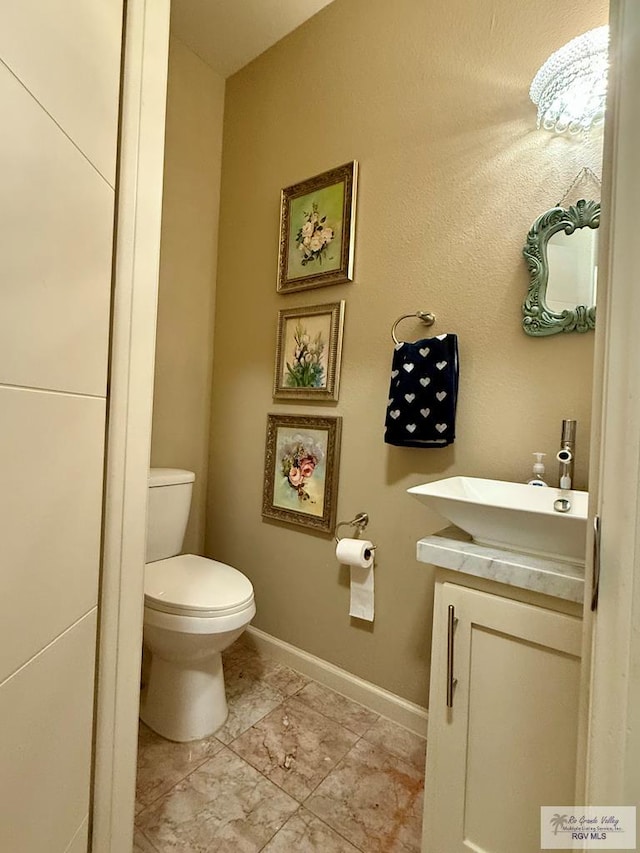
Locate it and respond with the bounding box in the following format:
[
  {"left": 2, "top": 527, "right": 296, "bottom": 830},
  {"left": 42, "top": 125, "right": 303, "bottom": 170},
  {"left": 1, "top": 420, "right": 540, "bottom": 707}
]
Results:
[{"left": 140, "top": 650, "right": 228, "bottom": 742}]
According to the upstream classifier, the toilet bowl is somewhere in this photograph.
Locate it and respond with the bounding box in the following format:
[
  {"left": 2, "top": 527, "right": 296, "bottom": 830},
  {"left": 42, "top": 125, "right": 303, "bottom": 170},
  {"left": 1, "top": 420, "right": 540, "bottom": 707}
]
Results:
[{"left": 140, "top": 469, "right": 255, "bottom": 742}]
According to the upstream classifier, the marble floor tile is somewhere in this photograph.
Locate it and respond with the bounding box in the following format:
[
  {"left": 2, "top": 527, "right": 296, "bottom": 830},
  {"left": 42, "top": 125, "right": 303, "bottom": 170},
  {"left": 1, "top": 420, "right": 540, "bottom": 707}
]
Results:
[
  {"left": 226, "top": 652, "right": 310, "bottom": 700},
  {"left": 136, "top": 747, "right": 298, "bottom": 852},
  {"left": 213, "top": 672, "right": 285, "bottom": 744},
  {"left": 306, "top": 738, "right": 424, "bottom": 853},
  {"left": 136, "top": 723, "right": 224, "bottom": 808},
  {"left": 230, "top": 698, "right": 359, "bottom": 801},
  {"left": 264, "top": 660, "right": 310, "bottom": 697},
  {"left": 133, "top": 829, "right": 158, "bottom": 852},
  {"left": 362, "top": 717, "right": 426, "bottom": 771},
  {"left": 295, "top": 681, "right": 379, "bottom": 735},
  {"left": 262, "top": 807, "right": 361, "bottom": 852},
  {"left": 221, "top": 633, "right": 256, "bottom": 668}
]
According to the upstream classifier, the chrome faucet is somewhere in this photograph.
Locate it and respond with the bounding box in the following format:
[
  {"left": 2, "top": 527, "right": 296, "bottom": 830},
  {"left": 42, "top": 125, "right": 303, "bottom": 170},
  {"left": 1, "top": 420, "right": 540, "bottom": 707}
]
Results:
[{"left": 556, "top": 419, "right": 576, "bottom": 489}]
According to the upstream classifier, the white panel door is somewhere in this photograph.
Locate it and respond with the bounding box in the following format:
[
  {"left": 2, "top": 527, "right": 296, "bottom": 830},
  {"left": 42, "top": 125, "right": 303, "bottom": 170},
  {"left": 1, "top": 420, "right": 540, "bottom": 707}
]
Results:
[
  {"left": 0, "top": 611, "right": 98, "bottom": 853},
  {"left": 423, "top": 581, "right": 582, "bottom": 853},
  {"left": 0, "top": 3, "right": 124, "bottom": 851},
  {"left": 0, "top": 385, "right": 105, "bottom": 681},
  {"left": 0, "top": 60, "right": 114, "bottom": 397},
  {"left": 0, "top": 0, "right": 123, "bottom": 183}
]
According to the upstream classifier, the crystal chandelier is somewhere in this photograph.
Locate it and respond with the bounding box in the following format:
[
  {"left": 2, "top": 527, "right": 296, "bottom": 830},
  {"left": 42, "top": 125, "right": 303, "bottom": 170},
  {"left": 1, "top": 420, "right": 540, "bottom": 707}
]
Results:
[{"left": 530, "top": 26, "right": 609, "bottom": 135}]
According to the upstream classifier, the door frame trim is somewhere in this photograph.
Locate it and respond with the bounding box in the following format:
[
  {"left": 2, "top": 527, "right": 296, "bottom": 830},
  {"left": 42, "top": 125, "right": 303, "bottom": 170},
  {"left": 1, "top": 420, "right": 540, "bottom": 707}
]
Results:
[
  {"left": 585, "top": 0, "right": 640, "bottom": 805},
  {"left": 91, "top": 2, "right": 170, "bottom": 849}
]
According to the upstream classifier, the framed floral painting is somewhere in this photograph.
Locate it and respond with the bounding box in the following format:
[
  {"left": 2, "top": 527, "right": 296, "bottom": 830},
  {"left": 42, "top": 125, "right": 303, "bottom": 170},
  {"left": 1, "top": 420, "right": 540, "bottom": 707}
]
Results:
[
  {"left": 273, "top": 301, "right": 345, "bottom": 401},
  {"left": 262, "top": 414, "right": 342, "bottom": 533},
  {"left": 277, "top": 161, "right": 358, "bottom": 293}
]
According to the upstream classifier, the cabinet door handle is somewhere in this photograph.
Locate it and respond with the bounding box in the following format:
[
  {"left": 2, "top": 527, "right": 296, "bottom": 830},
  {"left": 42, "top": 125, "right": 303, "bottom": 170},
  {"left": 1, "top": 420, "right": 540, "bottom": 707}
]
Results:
[
  {"left": 446, "top": 604, "right": 458, "bottom": 708},
  {"left": 591, "top": 514, "right": 601, "bottom": 612}
]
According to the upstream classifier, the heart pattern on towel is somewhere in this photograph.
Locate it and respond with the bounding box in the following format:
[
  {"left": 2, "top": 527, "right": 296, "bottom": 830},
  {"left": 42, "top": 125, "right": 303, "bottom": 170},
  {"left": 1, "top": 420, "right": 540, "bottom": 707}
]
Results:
[{"left": 384, "top": 332, "right": 458, "bottom": 447}]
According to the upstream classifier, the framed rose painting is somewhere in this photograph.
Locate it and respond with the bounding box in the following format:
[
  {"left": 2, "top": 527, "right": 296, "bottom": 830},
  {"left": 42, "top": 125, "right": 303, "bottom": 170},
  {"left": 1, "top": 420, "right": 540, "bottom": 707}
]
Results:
[
  {"left": 273, "top": 301, "right": 345, "bottom": 401},
  {"left": 277, "top": 161, "right": 358, "bottom": 293},
  {"left": 262, "top": 414, "right": 342, "bottom": 533}
]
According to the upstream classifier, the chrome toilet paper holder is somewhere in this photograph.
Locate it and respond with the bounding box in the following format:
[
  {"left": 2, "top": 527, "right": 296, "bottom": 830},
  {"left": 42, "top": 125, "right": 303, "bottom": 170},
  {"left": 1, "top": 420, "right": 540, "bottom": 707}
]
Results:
[{"left": 334, "top": 512, "right": 376, "bottom": 551}]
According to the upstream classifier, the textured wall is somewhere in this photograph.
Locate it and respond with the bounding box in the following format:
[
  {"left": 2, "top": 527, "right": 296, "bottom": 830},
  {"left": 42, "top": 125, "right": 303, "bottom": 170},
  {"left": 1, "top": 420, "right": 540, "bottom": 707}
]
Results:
[
  {"left": 151, "top": 37, "right": 225, "bottom": 553},
  {"left": 207, "top": 0, "right": 607, "bottom": 706}
]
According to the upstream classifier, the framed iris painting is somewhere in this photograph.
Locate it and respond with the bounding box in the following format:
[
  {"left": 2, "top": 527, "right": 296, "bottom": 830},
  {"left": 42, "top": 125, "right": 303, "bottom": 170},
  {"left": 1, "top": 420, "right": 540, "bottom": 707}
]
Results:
[
  {"left": 277, "top": 161, "right": 358, "bottom": 293},
  {"left": 262, "top": 414, "right": 342, "bottom": 533},
  {"left": 273, "top": 301, "right": 345, "bottom": 401}
]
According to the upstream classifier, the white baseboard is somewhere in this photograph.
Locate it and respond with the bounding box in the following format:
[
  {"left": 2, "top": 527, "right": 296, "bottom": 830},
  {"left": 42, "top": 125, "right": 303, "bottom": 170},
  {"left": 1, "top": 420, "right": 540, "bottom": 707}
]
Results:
[{"left": 245, "top": 626, "right": 428, "bottom": 737}]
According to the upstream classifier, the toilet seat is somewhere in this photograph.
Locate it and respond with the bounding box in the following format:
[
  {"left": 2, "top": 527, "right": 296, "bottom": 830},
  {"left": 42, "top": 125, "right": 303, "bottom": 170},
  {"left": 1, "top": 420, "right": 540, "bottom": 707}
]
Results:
[{"left": 145, "top": 554, "right": 254, "bottom": 618}]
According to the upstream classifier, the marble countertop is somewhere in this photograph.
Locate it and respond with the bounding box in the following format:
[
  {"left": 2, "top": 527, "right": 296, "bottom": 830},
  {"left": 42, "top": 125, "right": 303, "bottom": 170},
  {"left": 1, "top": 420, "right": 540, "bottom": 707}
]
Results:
[{"left": 417, "top": 527, "right": 585, "bottom": 603}]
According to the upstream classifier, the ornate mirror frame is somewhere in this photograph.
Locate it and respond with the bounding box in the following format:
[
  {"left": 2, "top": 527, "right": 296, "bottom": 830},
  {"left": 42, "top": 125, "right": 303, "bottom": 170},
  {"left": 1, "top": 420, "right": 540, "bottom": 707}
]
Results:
[{"left": 522, "top": 199, "right": 599, "bottom": 336}]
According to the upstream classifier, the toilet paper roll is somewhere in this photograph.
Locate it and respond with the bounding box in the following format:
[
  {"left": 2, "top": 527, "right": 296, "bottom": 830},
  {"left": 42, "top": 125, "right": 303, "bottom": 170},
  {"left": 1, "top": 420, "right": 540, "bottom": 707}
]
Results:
[
  {"left": 335, "top": 537, "right": 374, "bottom": 569},
  {"left": 336, "top": 538, "right": 375, "bottom": 621}
]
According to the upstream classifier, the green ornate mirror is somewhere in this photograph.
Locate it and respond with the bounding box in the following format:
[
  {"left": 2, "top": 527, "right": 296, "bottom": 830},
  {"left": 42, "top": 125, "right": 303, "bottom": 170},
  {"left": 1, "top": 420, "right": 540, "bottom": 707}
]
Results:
[{"left": 522, "top": 199, "right": 599, "bottom": 336}]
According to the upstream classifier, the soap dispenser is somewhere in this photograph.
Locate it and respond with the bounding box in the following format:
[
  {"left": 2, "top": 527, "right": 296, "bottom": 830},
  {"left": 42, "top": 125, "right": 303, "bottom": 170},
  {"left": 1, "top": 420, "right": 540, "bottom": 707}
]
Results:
[{"left": 527, "top": 452, "right": 549, "bottom": 487}]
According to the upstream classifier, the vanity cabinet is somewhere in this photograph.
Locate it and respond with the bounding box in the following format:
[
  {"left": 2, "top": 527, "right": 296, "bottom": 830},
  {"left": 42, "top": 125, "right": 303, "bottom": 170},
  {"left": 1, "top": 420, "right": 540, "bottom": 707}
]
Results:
[{"left": 423, "top": 577, "right": 582, "bottom": 853}]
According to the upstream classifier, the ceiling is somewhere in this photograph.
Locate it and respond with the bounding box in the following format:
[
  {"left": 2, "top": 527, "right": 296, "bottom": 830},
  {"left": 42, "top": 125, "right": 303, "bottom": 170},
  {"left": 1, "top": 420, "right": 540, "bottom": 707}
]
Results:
[{"left": 171, "top": 0, "right": 337, "bottom": 78}]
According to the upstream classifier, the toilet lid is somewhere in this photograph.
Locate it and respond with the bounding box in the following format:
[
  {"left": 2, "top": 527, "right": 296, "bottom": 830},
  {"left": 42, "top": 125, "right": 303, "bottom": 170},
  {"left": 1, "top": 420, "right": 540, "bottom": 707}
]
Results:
[{"left": 145, "top": 554, "right": 254, "bottom": 616}]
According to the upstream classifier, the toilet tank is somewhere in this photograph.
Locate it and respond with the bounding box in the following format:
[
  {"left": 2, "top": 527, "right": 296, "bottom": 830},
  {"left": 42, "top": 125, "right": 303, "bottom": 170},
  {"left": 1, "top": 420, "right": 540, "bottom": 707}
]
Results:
[{"left": 147, "top": 468, "right": 196, "bottom": 563}]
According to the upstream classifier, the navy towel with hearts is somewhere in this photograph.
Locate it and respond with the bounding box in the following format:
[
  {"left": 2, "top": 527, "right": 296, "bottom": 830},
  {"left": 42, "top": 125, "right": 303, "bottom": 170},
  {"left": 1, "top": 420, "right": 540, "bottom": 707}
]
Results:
[{"left": 384, "top": 333, "right": 459, "bottom": 447}]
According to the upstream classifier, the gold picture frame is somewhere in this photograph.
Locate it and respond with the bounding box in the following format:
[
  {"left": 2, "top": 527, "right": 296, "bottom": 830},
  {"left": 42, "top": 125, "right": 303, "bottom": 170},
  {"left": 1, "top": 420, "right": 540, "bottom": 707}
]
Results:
[
  {"left": 262, "top": 414, "right": 342, "bottom": 534},
  {"left": 273, "top": 301, "right": 345, "bottom": 401},
  {"left": 277, "top": 161, "right": 358, "bottom": 293}
]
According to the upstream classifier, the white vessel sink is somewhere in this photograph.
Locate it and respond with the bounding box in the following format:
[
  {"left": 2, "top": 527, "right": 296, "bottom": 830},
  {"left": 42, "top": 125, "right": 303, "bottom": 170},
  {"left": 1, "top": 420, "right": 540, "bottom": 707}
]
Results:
[{"left": 408, "top": 477, "right": 588, "bottom": 563}]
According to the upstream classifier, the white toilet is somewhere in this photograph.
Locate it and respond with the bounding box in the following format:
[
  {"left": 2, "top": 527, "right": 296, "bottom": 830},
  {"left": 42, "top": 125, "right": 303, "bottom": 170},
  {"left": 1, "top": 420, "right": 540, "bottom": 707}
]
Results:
[{"left": 140, "top": 467, "right": 255, "bottom": 742}]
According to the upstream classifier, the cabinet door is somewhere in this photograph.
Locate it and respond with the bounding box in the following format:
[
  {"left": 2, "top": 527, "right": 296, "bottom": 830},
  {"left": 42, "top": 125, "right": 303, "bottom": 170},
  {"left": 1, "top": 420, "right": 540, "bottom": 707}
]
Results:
[{"left": 423, "top": 582, "right": 582, "bottom": 853}]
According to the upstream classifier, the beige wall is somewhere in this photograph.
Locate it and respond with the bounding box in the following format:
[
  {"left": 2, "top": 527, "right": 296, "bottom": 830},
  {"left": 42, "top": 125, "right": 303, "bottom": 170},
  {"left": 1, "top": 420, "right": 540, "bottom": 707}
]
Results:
[
  {"left": 151, "top": 37, "right": 225, "bottom": 553},
  {"left": 207, "top": 0, "right": 607, "bottom": 706}
]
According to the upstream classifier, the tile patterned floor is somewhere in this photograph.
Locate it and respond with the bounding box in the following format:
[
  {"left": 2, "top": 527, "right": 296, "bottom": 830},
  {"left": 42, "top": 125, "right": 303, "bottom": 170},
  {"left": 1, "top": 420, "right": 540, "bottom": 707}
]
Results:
[{"left": 134, "top": 636, "right": 426, "bottom": 852}]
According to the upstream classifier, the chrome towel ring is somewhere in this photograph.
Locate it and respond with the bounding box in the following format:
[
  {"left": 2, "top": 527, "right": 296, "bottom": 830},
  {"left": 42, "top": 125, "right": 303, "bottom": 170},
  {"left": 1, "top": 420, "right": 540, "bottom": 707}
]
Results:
[{"left": 391, "top": 311, "right": 436, "bottom": 345}]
